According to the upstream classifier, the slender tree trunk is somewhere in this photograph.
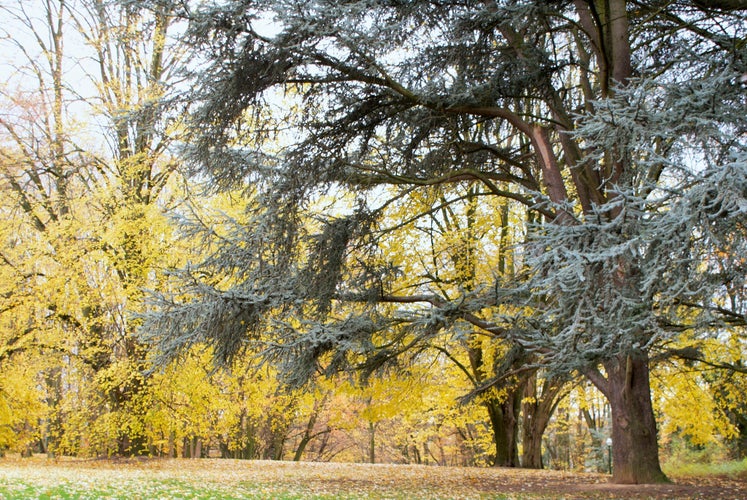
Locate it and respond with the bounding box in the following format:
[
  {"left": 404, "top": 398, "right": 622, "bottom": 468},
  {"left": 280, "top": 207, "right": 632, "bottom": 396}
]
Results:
[
  {"left": 293, "top": 435, "right": 311, "bottom": 462},
  {"left": 582, "top": 408, "right": 605, "bottom": 472},
  {"left": 194, "top": 437, "right": 202, "bottom": 459},
  {"left": 293, "top": 393, "right": 327, "bottom": 461},
  {"left": 589, "top": 352, "right": 668, "bottom": 484},
  {"left": 368, "top": 421, "right": 376, "bottom": 464}
]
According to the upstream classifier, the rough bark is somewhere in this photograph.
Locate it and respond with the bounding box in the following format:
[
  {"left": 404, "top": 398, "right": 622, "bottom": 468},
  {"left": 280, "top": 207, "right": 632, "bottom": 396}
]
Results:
[
  {"left": 589, "top": 353, "right": 669, "bottom": 484},
  {"left": 521, "top": 374, "right": 567, "bottom": 469},
  {"left": 368, "top": 421, "right": 376, "bottom": 464},
  {"left": 466, "top": 342, "right": 524, "bottom": 467},
  {"left": 485, "top": 391, "right": 522, "bottom": 467},
  {"left": 520, "top": 410, "right": 545, "bottom": 469}
]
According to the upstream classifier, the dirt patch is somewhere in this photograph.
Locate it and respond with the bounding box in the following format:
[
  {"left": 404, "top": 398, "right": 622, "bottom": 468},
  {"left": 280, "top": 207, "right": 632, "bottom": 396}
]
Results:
[{"left": 527, "top": 476, "right": 747, "bottom": 499}]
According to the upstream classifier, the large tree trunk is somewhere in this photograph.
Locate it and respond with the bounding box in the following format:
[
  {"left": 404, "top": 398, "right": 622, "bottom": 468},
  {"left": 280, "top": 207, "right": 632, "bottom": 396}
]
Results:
[
  {"left": 520, "top": 374, "right": 544, "bottom": 469},
  {"left": 466, "top": 342, "right": 524, "bottom": 467},
  {"left": 521, "top": 414, "right": 544, "bottom": 469},
  {"left": 589, "top": 352, "right": 668, "bottom": 484},
  {"left": 485, "top": 390, "right": 521, "bottom": 467},
  {"left": 735, "top": 419, "right": 747, "bottom": 459},
  {"left": 521, "top": 373, "right": 567, "bottom": 469}
]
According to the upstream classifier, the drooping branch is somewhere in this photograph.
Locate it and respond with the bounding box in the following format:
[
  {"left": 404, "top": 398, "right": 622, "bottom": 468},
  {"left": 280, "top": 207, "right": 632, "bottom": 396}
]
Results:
[{"left": 378, "top": 293, "right": 507, "bottom": 338}]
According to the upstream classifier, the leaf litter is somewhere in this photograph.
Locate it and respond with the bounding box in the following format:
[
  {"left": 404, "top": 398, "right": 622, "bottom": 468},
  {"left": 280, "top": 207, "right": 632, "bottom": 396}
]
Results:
[{"left": 0, "top": 456, "right": 745, "bottom": 499}]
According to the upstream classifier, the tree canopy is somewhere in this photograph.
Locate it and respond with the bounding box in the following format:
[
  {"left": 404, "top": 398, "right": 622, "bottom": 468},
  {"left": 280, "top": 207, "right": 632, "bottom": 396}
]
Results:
[
  {"left": 0, "top": 0, "right": 744, "bottom": 485},
  {"left": 138, "top": 0, "right": 747, "bottom": 484}
]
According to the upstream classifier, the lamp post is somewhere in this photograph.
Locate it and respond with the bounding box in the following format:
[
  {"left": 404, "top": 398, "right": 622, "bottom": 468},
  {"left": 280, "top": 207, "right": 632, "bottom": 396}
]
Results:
[{"left": 605, "top": 437, "right": 612, "bottom": 474}]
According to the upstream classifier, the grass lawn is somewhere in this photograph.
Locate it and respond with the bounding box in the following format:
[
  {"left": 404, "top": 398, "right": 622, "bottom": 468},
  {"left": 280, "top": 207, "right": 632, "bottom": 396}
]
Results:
[{"left": 0, "top": 455, "right": 745, "bottom": 499}]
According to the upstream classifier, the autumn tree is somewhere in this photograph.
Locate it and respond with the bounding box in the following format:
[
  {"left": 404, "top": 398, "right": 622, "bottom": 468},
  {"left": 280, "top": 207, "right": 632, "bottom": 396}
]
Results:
[
  {"left": 0, "top": 0, "right": 95, "bottom": 454},
  {"left": 70, "top": 0, "right": 188, "bottom": 455},
  {"left": 141, "top": 0, "right": 747, "bottom": 484},
  {"left": 652, "top": 336, "right": 747, "bottom": 460},
  {"left": 394, "top": 185, "right": 567, "bottom": 467},
  {"left": 0, "top": 0, "right": 187, "bottom": 455}
]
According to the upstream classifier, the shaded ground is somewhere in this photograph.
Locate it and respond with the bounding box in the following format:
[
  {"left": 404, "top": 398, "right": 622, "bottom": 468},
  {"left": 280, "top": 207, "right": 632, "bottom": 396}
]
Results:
[{"left": 0, "top": 456, "right": 745, "bottom": 498}]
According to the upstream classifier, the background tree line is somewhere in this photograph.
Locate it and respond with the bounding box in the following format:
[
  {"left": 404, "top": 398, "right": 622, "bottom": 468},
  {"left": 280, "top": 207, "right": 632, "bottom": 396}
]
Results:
[{"left": 0, "top": 0, "right": 745, "bottom": 485}]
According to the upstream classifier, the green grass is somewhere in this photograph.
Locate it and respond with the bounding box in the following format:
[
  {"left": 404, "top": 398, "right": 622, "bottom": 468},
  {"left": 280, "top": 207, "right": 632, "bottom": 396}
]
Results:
[
  {"left": 663, "top": 457, "right": 747, "bottom": 478},
  {"left": 0, "top": 479, "right": 322, "bottom": 499}
]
